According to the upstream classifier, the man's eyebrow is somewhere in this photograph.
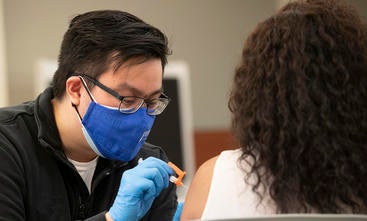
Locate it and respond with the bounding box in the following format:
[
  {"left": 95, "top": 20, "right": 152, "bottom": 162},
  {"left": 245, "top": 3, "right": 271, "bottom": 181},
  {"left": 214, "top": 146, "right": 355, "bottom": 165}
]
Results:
[{"left": 119, "top": 83, "right": 163, "bottom": 97}]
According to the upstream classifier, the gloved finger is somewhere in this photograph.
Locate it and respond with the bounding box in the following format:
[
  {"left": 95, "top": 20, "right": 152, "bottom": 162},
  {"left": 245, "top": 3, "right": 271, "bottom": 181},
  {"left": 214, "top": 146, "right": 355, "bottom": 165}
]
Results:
[
  {"left": 141, "top": 179, "right": 158, "bottom": 201},
  {"left": 131, "top": 173, "right": 166, "bottom": 201},
  {"left": 120, "top": 173, "right": 158, "bottom": 200},
  {"left": 138, "top": 157, "right": 174, "bottom": 187},
  {"left": 129, "top": 176, "right": 158, "bottom": 201},
  {"left": 141, "top": 157, "right": 174, "bottom": 175},
  {"left": 146, "top": 163, "right": 170, "bottom": 188},
  {"left": 135, "top": 167, "right": 165, "bottom": 194},
  {"left": 125, "top": 167, "right": 166, "bottom": 198}
]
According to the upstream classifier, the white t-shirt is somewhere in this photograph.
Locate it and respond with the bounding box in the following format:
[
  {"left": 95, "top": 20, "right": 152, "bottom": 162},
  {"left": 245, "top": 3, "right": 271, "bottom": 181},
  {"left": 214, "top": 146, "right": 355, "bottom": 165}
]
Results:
[
  {"left": 201, "top": 149, "right": 275, "bottom": 220},
  {"left": 68, "top": 157, "right": 98, "bottom": 194}
]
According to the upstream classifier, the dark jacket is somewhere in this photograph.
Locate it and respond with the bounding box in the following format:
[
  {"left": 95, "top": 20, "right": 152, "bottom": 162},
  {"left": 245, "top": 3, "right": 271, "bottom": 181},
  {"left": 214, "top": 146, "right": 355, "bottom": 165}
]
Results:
[{"left": 0, "top": 88, "right": 177, "bottom": 221}]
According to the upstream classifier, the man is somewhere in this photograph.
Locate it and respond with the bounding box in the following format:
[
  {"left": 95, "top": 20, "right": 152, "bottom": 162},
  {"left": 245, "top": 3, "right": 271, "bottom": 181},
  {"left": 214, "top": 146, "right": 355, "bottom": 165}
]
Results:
[{"left": 0, "top": 10, "right": 177, "bottom": 221}]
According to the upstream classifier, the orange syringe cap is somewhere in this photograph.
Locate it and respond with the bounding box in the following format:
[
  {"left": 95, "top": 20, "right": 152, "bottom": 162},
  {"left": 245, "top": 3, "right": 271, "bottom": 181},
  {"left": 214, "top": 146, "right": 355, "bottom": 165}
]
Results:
[{"left": 167, "top": 162, "right": 186, "bottom": 186}]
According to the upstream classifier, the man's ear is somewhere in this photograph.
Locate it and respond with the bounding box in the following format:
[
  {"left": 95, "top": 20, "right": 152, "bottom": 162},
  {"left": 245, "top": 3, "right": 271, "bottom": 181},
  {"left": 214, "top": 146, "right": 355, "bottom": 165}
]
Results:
[{"left": 66, "top": 76, "right": 82, "bottom": 106}]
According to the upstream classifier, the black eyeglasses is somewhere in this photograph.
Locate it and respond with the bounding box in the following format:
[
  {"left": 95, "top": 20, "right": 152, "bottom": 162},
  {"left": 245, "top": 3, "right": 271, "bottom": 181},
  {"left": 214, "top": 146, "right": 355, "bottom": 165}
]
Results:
[{"left": 77, "top": 74, "right": 170, "bottom": 116}]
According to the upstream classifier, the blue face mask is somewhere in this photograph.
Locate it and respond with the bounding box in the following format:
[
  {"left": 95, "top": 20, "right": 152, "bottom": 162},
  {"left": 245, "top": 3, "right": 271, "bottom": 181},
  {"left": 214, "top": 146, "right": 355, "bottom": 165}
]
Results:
[{"left": 77, "top": 101, "right": 155, "bottom": 162}]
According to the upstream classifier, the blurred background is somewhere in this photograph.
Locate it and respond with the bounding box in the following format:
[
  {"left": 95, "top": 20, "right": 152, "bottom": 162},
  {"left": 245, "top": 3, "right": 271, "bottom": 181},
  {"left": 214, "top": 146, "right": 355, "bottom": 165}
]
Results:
[{"left": 0, "top": 0, "right": 367, "bottom": 175}]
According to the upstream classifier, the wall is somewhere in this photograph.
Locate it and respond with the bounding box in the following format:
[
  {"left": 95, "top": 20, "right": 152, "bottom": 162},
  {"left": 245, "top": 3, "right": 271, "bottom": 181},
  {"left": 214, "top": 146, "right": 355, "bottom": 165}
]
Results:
[
  {"left": 0, "top": 0, "right": 8, "bottom": 106},
  {"left": 3, "top": 0, "right": 275, "bottom": 130}
]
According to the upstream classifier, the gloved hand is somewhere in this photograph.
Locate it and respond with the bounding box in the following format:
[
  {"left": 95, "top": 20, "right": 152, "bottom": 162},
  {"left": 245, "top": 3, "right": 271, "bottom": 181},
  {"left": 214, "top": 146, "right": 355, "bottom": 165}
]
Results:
[
  {"left": 108, "top": 157, "right": 174, "bottom": 221},
  {"left": 172, "top": 202, "right": 184, "bottom": 221}
]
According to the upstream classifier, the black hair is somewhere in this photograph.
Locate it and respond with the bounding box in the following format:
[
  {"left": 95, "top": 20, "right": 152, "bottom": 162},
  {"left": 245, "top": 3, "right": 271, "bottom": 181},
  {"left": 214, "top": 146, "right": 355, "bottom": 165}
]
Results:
[
  {"left": 52, "top": 10, "right": 170, "bottom": 98},
  {"left": 229, "top": 0, "right": 367, "bottom": 213}
]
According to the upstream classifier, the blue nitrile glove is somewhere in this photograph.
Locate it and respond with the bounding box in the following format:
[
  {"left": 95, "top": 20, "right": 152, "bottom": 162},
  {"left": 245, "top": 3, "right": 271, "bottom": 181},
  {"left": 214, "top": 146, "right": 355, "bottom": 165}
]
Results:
[
  {"left": 172, "top": 202, "right": 184, "bottom": 221},
  {"left": 109, "top": 157, "right": 174, "bottom": 221}
]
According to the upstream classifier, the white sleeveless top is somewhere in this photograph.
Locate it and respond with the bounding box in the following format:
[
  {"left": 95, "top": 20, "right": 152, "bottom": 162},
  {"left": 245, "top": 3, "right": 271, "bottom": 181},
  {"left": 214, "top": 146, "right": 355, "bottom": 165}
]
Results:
[{"left": 201, "top": 149, "right": 275, "bottom": 220}]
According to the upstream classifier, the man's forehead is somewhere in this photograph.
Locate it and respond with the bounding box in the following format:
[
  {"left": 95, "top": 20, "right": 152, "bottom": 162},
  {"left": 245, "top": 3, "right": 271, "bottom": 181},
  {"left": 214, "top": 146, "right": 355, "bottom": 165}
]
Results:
[{"left": 117, "top": 82, "right": 163, "bottom": 97}]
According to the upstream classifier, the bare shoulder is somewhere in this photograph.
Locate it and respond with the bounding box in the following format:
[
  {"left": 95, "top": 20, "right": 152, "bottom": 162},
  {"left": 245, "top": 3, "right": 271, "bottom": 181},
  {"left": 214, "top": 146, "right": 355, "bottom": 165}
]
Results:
[{"left": 180, "top": 155, "right": 219, "bottom": 221}]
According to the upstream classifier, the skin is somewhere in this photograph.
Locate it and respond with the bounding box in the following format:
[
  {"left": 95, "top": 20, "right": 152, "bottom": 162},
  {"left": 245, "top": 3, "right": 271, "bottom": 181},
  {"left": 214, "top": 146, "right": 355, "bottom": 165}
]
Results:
[
  {"left": 51, "top": 58, "right": 163, "bottom": 220},
  {"left": 180, "top": 156, "right": 218, "bottom": 221}
]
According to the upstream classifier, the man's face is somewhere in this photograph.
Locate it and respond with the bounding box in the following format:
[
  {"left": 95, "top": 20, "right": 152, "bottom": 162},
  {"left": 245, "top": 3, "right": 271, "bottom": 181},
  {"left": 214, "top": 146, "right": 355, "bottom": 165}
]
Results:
[{"left": 80, "top": 58, "right": 163, "bottom": 112}]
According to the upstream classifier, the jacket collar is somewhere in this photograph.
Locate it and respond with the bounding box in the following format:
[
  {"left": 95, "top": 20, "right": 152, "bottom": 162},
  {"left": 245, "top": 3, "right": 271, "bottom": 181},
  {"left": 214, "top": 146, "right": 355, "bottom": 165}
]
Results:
[{"left": 34, "top": 87, "right": 63, "bottom": 153}]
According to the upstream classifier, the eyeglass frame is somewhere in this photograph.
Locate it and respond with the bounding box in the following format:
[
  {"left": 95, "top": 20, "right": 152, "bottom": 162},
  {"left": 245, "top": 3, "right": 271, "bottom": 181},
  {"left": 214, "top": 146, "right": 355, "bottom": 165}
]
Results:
[{"left": 73, "top": 73, "right": 171, "bottom": 116}]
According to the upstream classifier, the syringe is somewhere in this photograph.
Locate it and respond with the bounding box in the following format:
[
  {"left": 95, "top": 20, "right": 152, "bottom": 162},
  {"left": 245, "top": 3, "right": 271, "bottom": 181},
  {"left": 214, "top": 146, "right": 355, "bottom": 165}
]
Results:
[{"left": 167, "top": 161, "right": 186, "bottom": 187}]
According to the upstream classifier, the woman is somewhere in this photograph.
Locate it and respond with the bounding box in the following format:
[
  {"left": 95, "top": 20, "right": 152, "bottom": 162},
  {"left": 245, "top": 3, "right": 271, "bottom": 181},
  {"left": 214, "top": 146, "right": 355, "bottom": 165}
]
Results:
[{"left": 181, "top": 0, "right": 367, "bottom": 220}]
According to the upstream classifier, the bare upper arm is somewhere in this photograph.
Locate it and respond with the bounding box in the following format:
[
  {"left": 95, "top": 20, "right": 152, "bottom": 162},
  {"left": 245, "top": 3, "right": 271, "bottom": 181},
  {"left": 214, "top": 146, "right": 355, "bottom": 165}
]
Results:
[{"left": 180, "top": 155, "right": 219, "bottom": 221}]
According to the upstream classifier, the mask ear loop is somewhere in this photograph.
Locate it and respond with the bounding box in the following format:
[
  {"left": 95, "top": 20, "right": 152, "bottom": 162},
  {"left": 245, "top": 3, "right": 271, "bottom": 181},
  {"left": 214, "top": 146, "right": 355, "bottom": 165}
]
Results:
[
  {"left": 72, "top": 103, "right": 83, "bottom": 122},
  {"left": 78, "top": 76, "right": 97, "bottom": 102},
  {"left": 71, "top": 75, "right": 97, "bottom": 122}
]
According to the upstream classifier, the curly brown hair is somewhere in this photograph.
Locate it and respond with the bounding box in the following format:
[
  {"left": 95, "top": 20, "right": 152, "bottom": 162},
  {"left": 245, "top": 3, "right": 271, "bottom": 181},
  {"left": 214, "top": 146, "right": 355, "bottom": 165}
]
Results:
[{"left": 229, "top": 0, "right": 367, "bottom": 213}]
